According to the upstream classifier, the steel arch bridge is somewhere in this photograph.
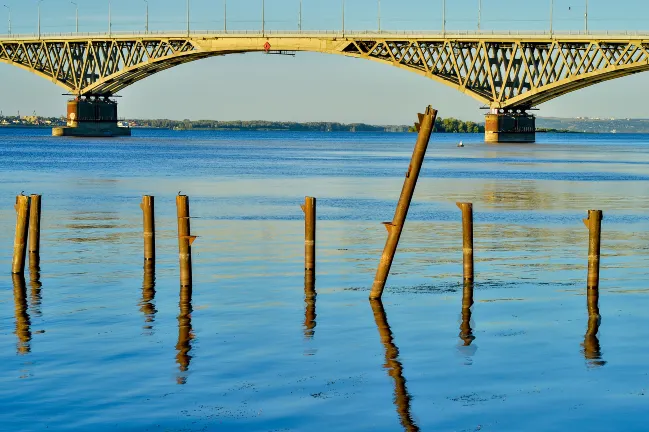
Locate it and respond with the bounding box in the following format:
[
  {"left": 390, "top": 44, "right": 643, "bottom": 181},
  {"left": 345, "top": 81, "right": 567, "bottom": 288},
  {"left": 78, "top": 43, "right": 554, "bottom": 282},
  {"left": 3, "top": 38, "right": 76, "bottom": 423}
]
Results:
[{"left": 1, "top": 31, "right": 648, "bottom": 109}]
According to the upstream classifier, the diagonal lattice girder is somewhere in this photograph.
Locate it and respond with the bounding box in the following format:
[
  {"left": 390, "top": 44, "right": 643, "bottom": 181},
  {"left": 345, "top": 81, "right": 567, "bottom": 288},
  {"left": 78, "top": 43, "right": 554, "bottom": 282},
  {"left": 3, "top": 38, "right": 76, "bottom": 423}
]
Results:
[{"left": 0, "top": 34, "right": 648, "bottom": 108}]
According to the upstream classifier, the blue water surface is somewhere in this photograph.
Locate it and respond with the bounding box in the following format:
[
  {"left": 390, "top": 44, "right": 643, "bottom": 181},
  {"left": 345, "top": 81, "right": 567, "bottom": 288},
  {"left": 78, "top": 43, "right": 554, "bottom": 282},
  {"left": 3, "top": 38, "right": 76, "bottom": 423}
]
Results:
[{"left": 0, "top": 128, "right": 648, "bottom": 431}]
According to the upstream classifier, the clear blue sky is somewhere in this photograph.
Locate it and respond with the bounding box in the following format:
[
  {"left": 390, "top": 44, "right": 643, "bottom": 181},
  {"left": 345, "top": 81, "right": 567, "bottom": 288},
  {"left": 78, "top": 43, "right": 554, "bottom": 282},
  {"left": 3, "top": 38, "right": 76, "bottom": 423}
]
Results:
[{"left": 0, "top": 0, "right": 648, "bottom": 122}]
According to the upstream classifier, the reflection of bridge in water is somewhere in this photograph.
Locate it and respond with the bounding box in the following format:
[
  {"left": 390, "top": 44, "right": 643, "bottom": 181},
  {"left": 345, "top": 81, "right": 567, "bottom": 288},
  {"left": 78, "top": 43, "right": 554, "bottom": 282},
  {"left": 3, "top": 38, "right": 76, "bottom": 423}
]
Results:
[{"left": 1, "top": 31, "right": 648, "bottom": 141}]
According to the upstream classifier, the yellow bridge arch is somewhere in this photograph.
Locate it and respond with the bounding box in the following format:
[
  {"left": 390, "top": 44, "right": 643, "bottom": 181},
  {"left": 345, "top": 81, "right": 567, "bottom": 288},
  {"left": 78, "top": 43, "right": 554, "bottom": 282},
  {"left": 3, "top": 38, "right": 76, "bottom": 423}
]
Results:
[{"left": 1, "top": 32, "right": 648, "bottom": 109}]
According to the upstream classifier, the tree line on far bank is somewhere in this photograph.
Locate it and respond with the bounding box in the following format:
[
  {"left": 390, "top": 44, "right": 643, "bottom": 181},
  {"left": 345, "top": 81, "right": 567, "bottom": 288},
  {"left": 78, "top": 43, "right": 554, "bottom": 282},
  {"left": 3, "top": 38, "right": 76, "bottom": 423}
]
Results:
[{"left": 133, "top": 117, "right": 485, "bottom": 133}]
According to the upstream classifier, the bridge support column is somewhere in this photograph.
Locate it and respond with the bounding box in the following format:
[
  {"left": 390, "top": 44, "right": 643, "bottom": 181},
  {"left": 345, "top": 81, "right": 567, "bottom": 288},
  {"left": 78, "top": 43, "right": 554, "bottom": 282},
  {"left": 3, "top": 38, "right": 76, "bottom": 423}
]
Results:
[
  {"left": 53, "top": 96, "right": 131, "bottom": 137},
  {"left": 484, "top": 109, "right": 535, "bottom": 143}
]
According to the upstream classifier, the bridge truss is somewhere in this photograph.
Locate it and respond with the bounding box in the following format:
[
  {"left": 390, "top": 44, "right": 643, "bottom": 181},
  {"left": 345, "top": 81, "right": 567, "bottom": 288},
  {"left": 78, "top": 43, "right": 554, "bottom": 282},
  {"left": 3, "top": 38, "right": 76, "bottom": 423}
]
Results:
[{"left": 0, "top": 33, "right": 648, "bottom": 109}]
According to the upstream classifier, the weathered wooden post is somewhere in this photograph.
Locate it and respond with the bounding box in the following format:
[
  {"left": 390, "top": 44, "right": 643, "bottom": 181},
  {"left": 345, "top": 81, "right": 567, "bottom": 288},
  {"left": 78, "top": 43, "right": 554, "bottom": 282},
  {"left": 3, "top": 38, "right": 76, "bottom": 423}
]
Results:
[
  {"left": 176, "top": 195, "right": 196, "bottom": 288},
  {"left": 140, "top": 195, "right": 155, "bottom": 262},
  {"left": 301, "top": 196, "right": 317, "bottom": 336},
  {"left": 12, "top": 195, "right": 31, "bottom": 275},
  {"left": 584, "top": 210, "right": 603, "bottom": 315},
  {"left": 28, "top": 195, "right": 41, "bottom": 267},
  {"left": 456, "top": 202, "right": 474, "bottom": 281},
  {"left": 301, "top": 197, "right": 316, "bottom": 274},
  {"left": 370, "top": 106, "right": 438, "bottom": 300}
]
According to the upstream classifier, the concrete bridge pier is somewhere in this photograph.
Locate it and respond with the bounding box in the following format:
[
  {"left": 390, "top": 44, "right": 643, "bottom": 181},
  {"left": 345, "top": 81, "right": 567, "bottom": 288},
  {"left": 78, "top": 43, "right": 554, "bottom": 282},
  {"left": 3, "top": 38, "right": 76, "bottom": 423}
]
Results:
[
  {"left": 52, "top": 96, "right": 131, "bottom": 137},
  {"left": 484, "top": 108, "right": 536, "bottom": 143}
]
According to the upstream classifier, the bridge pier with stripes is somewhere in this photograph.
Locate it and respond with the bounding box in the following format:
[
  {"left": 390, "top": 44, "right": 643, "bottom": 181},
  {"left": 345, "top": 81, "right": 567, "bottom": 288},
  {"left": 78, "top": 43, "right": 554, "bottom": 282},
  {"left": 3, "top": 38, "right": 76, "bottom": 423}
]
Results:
[{"left": 1, "top": 32, "right": 647, "bottom": 142}]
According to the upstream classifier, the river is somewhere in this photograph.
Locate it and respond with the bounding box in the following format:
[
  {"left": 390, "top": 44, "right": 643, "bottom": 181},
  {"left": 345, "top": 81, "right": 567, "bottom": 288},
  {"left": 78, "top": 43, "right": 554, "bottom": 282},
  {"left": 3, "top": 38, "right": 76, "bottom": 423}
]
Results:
[{"left": 0, "top": 128, "right": 648, "bottom": 431}]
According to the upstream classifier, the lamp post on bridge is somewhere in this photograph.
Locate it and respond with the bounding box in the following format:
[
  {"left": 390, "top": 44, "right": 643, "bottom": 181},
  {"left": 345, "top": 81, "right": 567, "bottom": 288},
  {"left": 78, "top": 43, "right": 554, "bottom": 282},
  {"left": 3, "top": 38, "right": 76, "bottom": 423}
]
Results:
[
  {"left": 186, "top": 0, "right": 190, "bottom": 36},
  {"left": 108, "top": 0, "right": 112, "bottom": 37},
  {"left": 3, "top": 5, "right": 10, "bottom": 36},
  {"left": 550, "top": 0, "right": 553, "bottom": 35},
  {"left": 143, "top": 0, "right": 148, "bottom": 34},
  {"left": 585, "top": 0, "right": 588, "bottom": 33},
  {"left": 224, "top": 0, "right": 227, "bottom": 32},
  {"left": 37, "top": 0, "right": 43, "bottom": 40},
  {"left": 478, "top": 0, "right": 481, "bottom": 31},
  {"left": 342, "top": 0, "right": 345, "bottom": 36},
  {"left": 442, "top": 0, "right": 446, "bottom": 35},
  {"left": 262, "top": 0, "right": 265, "bottom": 36},
  {"left": 70, "top": 1, "right": 78, "bottom": 33},
  {"left": 299, "top": 0, "right": 302, "bottom": 32},
  {"left": 378, "top": 0, "right": 381, "bottom": 33}
]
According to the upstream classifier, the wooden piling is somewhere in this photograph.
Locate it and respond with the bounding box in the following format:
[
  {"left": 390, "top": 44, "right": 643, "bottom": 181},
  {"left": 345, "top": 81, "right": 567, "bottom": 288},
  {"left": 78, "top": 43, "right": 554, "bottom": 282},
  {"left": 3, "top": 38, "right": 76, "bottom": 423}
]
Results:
[
  {"left": 456, "top": 202, "right": 474, "bottom": 281},
  {"left": 12, "top": 195, "right": 31, "bottom": 275},
  {"left": 28, "top": 195, "right": 41, "bottom": 263},
  {"left": 584, "top": 210, "right": 603, "bottom": 312},
  {"left": 301, "top": 197, "right": 316, "bottom": 274},
  {"left": 370, "top": 106, "right": 438, "bottom": 300},
  {"left": 140, "top": 195, "right": 155, "bottom": 262},
  {"left": 176, "top": 195, "right": 195, "bottom": 288}
]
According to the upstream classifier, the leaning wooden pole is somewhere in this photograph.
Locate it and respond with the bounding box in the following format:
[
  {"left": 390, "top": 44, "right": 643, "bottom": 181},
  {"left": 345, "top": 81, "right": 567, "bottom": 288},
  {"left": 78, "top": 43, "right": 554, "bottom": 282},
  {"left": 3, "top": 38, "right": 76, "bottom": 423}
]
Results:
[
  {"left": 584, "top": 210, "right": 603, "bottom": 316},
  {"left": 141, "top": 195, "right": 155, "bottom": 262},
  {"left": 370, "top": 106, "right": 438, "bottom": 299},
  {"left": 176, "top": 195, "right": 195, "bottom": 288},
  {"left": 456, "top": 202, "right": 474, "bottom": 281},
  {"left": 12, "top": 195, "right": 31, "bottom": 275}
]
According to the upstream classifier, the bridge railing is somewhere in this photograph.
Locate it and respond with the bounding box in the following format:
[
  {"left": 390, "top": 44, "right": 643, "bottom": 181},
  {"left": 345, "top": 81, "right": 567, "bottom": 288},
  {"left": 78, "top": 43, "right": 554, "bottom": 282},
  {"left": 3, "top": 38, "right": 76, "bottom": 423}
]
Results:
[{"left": 1, "top": 29, "right": 649, "bottom": 40}]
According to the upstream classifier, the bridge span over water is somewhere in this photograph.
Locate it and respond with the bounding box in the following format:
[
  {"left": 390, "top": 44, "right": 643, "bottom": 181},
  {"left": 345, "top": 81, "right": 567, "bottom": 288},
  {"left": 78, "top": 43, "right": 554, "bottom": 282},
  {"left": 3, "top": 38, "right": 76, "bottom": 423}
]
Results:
[{"left": 1, "top": 31, "right": 648, "bottom": 141}]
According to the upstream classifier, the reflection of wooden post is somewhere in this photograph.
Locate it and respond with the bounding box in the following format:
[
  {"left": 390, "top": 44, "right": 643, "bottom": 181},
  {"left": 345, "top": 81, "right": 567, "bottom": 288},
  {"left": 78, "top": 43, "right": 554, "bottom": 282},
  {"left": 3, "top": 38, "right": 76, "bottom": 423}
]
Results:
[
  {"left": 583, "top": 314, "right": 606, "bottom": 367},
  {"left": 370, "top": 299, "right": 420, "bottom": 432},
  {"left": 12, "top": 274, "right": 31, "bottom": 355},
  {"left": 140, "top": 195, "right": 155, "bottom": 262},
  {"left": 371, "top": 106, "right": 438, "bottom": 300},
  {"left": 456, "top": 202, "right": 474, "bottom": 281},
  {"left": 140, "top": 261, "right": 156, "bottom": 332},
  {"left": 28, "top": 195, "right": 41, "bottom": 268},
  {"left": 304, "top": 270, "right": 316, "bottom": 338},
  {"left": 29, "top": 264, "right": 43, "bottom": 318},
  {"left": 584, "top": 210, "right": 603, "bottom": 315},
  {"left": 176, "top": 195, "right": 196, "bottom": 288},
  {"left": 176, "top": 284, "right": 193, "bottom": 384},
  {"left": 301, "top": 197, "right": 316, "bottom": 274},
  {"left": 460, "top": 281, "right": 475, "bottom": 346},
  {"left": 12, "top": 195, "right": 31, "bottom": 275}
]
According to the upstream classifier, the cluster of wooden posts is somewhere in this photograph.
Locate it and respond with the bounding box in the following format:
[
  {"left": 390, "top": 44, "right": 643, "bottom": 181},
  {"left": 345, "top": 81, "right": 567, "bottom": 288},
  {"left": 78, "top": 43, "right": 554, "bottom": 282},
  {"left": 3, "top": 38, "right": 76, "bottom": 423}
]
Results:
[
  {"left": 7, "top": 106, "right": 607, "bottom": 393},
  {"left": 11, "top": 194, "right": 41, "bottom": 275},
  {"left": 10, "top": 106, "right": 605, "bottom": 321}
]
